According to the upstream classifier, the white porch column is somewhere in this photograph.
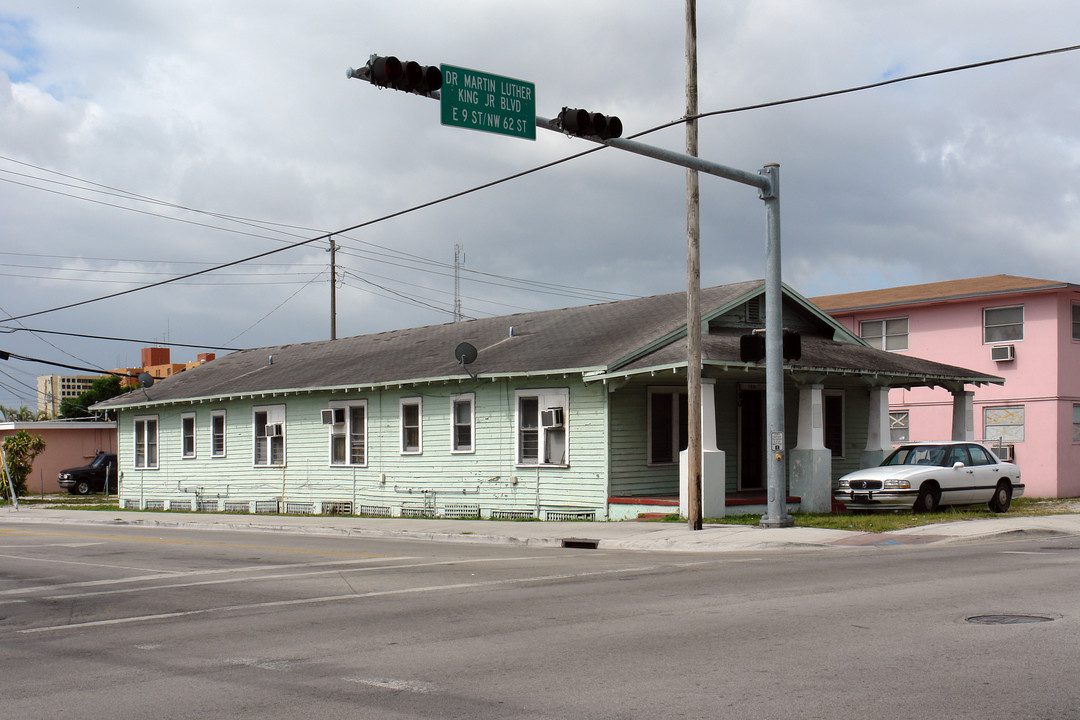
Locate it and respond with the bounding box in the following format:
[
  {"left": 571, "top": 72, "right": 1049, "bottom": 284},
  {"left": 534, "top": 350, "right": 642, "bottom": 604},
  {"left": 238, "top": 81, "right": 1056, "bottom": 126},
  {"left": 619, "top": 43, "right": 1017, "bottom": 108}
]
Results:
[
  {"left": 951, "top": 389, "right": 975, "bottom": 441},
  {"left": 860, "top": 385, "right": 893, "bottom": 468},
  {"left": 790, "top": 383, "right": 832, "bottom": 512},
  {"left": 680, "top": 379, "right": 726, "bottom": 518}
]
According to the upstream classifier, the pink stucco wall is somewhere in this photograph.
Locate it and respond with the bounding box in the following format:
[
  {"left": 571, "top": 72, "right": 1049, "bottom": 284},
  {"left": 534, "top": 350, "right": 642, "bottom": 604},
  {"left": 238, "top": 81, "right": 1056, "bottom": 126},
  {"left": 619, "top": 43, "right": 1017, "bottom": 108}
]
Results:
[
  {"left": 828, "top": 288, "right": 1080, "bottom": 498},
  {"left": 0, "top": 422, "right": 117, "bottom": 495}
]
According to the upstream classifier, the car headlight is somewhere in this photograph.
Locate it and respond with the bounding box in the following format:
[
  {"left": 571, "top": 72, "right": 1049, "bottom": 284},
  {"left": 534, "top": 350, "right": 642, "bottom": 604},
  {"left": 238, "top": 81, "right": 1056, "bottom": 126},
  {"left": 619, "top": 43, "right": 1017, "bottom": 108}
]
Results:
[
  {"left": 59, "top": 473, "right": 70, "bottom": 480},
  {"left": 883, "top": 479, "right": 911, "bottom": 489},
  {"left": 838, "top": 479, "right": 850, "bottom": 489}
]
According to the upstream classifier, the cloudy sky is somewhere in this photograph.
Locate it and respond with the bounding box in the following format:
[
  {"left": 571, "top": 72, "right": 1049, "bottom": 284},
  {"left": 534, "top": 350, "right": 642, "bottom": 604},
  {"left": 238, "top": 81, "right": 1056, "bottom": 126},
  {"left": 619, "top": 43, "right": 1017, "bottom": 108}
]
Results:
[{"left": 1, "top": 1, "right": 1078, "bottom": 409}]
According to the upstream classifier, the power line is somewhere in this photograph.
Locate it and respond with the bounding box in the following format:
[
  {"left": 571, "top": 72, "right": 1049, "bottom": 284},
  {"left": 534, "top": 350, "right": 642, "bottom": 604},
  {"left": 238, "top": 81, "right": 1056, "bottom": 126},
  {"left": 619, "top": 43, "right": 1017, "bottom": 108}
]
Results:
[
  {"left": 0, "top": 327, "right": 244, "bottom": 352},
  {"left": 4, "top": 43, "right": 1074, "bottom": 325}
]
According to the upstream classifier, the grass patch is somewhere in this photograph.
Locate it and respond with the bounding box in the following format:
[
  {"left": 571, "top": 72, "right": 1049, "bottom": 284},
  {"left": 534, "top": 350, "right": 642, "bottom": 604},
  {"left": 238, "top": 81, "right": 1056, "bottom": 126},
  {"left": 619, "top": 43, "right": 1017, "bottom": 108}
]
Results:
[{"left": 651, "top": 498, "right": 1077, "bottom": 533}]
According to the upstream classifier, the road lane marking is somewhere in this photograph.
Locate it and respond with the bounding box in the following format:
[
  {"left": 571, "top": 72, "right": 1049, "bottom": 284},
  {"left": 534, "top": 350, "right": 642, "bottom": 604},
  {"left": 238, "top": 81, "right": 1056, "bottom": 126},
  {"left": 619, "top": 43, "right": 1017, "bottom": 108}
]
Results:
[
  {"left": 19, "top": 560, "right": 717, "bottom": 634},
  {"left": 42, "top": 555, "right": 561, "bottom": 600},
  {"left": 0, "top": 556, "right": 417, "bottom": 597}
]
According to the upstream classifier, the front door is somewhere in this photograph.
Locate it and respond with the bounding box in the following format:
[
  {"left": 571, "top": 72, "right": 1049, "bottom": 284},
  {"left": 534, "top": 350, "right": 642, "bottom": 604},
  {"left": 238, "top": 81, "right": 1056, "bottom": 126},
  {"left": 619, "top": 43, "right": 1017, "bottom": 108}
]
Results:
[{"left": 738, "top": 386, "right": 765, "bottom": 491}]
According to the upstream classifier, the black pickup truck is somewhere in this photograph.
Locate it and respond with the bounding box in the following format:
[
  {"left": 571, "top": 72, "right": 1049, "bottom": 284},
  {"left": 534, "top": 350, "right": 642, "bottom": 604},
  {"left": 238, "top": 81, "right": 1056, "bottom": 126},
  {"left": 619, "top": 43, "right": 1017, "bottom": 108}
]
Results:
[{"left": 57, "top": 453, "right": 117, "bottom": 495}]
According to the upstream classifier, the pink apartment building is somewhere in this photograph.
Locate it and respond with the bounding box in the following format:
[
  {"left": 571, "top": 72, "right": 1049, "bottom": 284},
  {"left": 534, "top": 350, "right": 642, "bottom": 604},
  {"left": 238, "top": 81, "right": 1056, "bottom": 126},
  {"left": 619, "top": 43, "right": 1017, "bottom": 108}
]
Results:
[{"left": 811, "top": 275, "right": 1080, "bottom": 499}]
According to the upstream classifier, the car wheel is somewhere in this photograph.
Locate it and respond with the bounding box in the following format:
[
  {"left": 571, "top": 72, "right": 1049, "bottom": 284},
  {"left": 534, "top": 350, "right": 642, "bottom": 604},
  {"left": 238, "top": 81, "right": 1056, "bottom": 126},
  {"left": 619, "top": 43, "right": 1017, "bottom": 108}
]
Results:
[
  {"left": 988, "top": 481, "right": 1012, "bottom": 513},
  {"left": 913, "top": 483, "right": 940, "bottom": 513},
  {"left": 74, "top": 480, "right": 91, "bottom": 495}
]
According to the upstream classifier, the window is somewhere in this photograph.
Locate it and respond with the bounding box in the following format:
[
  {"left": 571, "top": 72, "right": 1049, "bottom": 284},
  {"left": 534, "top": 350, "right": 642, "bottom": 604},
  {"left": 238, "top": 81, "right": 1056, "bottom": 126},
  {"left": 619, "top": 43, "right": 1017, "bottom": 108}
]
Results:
[
  {"left": 253, "top": 406, "right": 285, "bottom": 466},
  {"left": 984, "top": 406, "right": 1025, "bottom": 443},
  {"left": 967, "top": 444, "right": 994, "bottom": 466},
  {"left": 400, "top": 398, "right": 422, "bottom": 454},
  {"left": 889, "top": 410, "right": 909, "bottom": 443},
  {"left": 648, "top": 387, "right": 688, "bottom": 464},
  {"left": 1073, "top": 404, "right": 1080, "bottom": 443},
  {"left": 824, "top": 391, "right": 844, "bottom": 458},
  {"left": 983, "top": 306, "right": 1024, "bottom": 343},
  {"left": 329, "top": 403, "right": 366, "bottom": 466},
  {"left": 134, "top": 416, "right": 158, "bottom": 469},
  {"left": 451, "top": 394, "right": 474, "bottom": 453},
  {"left": 211, "top": 411, "right": 226, "bottom": 457},
  {"left": 1073, "top": 303, "right": 1080, "bottom": 341},
  {"left": 181, "top": 413, "right": 196, "bottom": 459},
  {"left": 516, "top": 388, "right": 569, "bottom": 466},
  {"left": 860, "top": 317, "right": 908, "bottom": 351}
]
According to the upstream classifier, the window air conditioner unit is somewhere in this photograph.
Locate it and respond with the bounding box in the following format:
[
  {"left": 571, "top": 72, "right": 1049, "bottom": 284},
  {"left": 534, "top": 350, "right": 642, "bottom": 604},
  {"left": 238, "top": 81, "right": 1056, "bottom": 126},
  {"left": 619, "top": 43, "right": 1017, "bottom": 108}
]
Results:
[
  {"left": 998, "top": 444, "right": 1015, "bottom": 462},
  {"left": 265, "top": 423, "right": 283, "bottom": 437},
  {"left": 540, "top": 407, "right": 564, "bottom": 428},
  {"left": 991, "top": 344, "right": 1015, "bottom": 362},
  {"left": 321, "top": 408, "right": 345, "bottom": 425}
]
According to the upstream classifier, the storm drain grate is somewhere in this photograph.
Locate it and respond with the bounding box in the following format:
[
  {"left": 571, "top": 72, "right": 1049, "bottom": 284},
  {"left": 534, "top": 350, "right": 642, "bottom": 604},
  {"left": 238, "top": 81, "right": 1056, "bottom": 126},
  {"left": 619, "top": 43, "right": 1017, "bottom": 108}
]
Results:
[
  {"left": 561, "top": 538, "right": 600, "bottom": 549},
  {"left": 966, "top": 614, "right": 1055, "bottom": 625}
]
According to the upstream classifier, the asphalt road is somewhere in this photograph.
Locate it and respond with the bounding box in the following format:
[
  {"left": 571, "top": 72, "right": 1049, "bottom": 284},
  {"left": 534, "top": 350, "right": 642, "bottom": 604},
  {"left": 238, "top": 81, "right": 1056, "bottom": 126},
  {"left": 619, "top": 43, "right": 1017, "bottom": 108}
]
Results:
[{"left": 2, "top": 522, "right": 1078, "bottom": 719}]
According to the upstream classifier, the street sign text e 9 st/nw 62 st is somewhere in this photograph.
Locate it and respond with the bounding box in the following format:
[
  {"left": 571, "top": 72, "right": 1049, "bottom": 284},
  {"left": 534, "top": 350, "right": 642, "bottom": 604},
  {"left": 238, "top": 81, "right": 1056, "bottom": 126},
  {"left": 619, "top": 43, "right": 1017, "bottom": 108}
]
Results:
[{"left": 440, "top": 64, "right": 535, "bottom": 140}]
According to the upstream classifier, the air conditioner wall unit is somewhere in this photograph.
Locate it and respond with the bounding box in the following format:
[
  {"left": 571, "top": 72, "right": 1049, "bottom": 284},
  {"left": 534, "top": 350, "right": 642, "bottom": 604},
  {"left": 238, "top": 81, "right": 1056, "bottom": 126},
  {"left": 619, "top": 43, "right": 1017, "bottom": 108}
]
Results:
[
  {"left": 540, "top": 407, "right": 564, "bottom": 428},
  {"left": 321, "top": 408, "right": 346, "bottom": 425},
  {"left": 265, "top": 423, "right": 283, "bottom": 437},
  {"left": 990, "top": 344, "right": 1015, "bottom": 362}
]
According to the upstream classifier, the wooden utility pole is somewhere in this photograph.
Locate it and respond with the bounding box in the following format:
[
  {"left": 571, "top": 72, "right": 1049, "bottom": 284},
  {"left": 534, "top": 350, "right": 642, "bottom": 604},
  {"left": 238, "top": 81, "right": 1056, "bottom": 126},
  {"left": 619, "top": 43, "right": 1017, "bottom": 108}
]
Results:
[
  {"left": 685, "top": 0, "right": 703, "bottom": 531},
  {"left": 329, "top": 235, "right": 337, "bottom": 340}
]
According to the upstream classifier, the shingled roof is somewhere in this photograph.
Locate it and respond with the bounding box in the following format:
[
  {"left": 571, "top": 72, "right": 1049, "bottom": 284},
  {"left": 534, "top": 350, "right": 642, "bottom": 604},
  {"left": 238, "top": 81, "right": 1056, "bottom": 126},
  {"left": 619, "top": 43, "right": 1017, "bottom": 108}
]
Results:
[
  {"left": 809, "top": 274, "right": 1075, "bottom": 313},
  {"left": 95, "top": 279, "right": 1000, "bottom": 410}
]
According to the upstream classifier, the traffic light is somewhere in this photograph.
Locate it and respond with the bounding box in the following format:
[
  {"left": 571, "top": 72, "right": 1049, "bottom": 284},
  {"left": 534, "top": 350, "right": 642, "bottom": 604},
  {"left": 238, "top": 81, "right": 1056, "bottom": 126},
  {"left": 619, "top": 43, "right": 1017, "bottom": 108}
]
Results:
[
  {"left": 347, "top": 55, "right": 442, "bottom": 97},
  {"left": 558, "top": 107, "right": 623, "bottom": 139}
]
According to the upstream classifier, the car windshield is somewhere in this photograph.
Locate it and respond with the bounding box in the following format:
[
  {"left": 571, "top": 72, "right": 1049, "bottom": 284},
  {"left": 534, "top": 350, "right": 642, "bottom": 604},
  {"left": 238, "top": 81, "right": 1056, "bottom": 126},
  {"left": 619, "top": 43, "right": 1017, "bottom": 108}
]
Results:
[
  {"left": 882, "top": 445, "right": 949, "bottom": 467},
  {"left": 90, "top": 454, "right": 109, "bottom": 467}
]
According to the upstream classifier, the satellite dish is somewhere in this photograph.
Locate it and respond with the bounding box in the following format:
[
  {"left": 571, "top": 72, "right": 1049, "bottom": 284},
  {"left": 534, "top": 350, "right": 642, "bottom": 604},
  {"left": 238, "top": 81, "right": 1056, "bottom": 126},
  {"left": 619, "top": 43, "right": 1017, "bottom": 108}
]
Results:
[
  {"left": 137, "top": 372, "right": 155, "bottom": 388},
  {"left": 453, "top": 342, "right": 478, "bottom": 380},
  {"left": 454, "top": 342, "right": 477, "bottom": 365}
]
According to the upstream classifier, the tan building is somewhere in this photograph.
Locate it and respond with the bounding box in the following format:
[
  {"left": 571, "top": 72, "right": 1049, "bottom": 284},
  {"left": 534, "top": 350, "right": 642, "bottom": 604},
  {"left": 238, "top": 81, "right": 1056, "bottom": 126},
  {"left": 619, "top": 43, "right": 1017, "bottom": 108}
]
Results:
[{"left": 36, "top": 375, "right": 98, "bottom": 418}]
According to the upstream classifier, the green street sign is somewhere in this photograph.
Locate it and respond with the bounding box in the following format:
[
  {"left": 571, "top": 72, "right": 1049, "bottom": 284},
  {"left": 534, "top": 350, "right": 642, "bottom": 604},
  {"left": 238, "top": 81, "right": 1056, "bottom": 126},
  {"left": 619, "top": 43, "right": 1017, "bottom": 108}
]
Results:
[{"left": 440, "top": 65, "right": 535, "bottom": 140}]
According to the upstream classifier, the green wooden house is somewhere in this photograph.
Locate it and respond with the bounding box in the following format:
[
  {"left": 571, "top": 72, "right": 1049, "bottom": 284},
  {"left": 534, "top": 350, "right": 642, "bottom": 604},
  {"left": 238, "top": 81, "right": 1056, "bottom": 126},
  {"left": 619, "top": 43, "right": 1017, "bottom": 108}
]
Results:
[{"left": 94, "top": 280, "right": 1000, "bottom": 520}]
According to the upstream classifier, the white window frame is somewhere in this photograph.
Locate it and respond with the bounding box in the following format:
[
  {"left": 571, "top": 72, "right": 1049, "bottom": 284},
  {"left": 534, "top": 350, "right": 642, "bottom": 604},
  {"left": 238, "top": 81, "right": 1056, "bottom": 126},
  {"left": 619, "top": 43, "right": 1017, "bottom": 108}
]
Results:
[
  {"left": 328, "top": 401, "right": 367, "bottom": 466},
  {"left": 450, "top": 393, "right": 475, "bottom": 454},
  {"left": 983, "top": 305, "right": 1024, "bottom": 344},
  {"left": 133, "top": 415, "right": 159, "bottom": 470},
  {"left": 253, "top": 405, "right": 286, "bottom": 467},
  {"left": 859, "top": 317, "right": 909, "bottom": 351},
  {"left": 210, "top": 410, "right": 226, "bottom": 458},
  {"left": 180, "top": 412, "right": 196, "bottom": 459},
  {"left": 647, "top": 386, "right": 688, "bottom": 466},
  {"left": 984, "top": 405, "right": 1025, "bottom": 444},
  {"left": 515, "top": 388, "right": 570, "bottom": 467},
  {"left": 400, "top": 398, "right": 422, "bottom": 454},
  {"left": 889, "top": 410, "right": 910, "bottom": 443}
]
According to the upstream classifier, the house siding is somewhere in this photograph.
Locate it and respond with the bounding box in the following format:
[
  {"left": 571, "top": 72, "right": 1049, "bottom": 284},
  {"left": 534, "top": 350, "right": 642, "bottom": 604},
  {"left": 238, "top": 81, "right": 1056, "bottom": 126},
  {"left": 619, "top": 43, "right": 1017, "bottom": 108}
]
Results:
[{"left": 117, "top": 378, "right": 611, "bottom": 519}]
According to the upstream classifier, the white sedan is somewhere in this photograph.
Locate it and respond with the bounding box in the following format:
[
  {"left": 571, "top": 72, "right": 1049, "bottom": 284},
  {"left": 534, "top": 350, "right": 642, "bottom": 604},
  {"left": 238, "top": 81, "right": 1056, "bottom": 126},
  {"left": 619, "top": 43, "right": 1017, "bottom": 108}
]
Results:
[{"left": 834, "top": 441, "right": 1023, "bottom": 513}]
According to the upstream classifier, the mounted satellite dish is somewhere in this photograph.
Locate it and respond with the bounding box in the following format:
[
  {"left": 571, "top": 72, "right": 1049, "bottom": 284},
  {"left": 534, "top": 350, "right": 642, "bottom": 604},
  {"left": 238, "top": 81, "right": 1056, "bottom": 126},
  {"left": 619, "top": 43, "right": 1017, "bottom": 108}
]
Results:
[
  {"left": 137, "top": 372, "right": 155, "bottom": 388},
  {"left": 454, "top": 342, "right": 477, "bottom": 366},
  {"left": 454, "top": 342, "right": 478, "bottom": 380}
]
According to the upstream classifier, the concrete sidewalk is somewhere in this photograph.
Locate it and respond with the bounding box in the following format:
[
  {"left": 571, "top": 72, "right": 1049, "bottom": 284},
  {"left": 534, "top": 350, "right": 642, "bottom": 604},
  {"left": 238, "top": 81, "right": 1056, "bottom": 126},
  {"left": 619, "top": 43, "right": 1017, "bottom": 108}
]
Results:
[{"left": 6, "top": 505, "right": 1080, "bottom": 552}]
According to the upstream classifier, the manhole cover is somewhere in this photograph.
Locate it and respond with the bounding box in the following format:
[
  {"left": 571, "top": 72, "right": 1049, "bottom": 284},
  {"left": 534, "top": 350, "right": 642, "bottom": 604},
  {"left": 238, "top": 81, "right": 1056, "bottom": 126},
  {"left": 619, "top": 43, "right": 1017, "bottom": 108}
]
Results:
[{"left": 966, "top": 614, "right": 1055, "bottom": 625}]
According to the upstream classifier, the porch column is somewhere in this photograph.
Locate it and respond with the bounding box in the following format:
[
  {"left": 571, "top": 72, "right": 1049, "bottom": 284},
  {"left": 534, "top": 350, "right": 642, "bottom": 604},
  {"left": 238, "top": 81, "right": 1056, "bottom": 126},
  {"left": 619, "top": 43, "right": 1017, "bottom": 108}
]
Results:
[
  {"left": 789, "top": 382, "right": 832, "bottom": 512},
  {"left": 951, "top": 389, "right": 975, "bottom": 441},
  {"left": 860, "top": 385, "right": 893, "bottom": 468},
  {"left": 680, "top": 378, "right": 726, "bottom": 519}
]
